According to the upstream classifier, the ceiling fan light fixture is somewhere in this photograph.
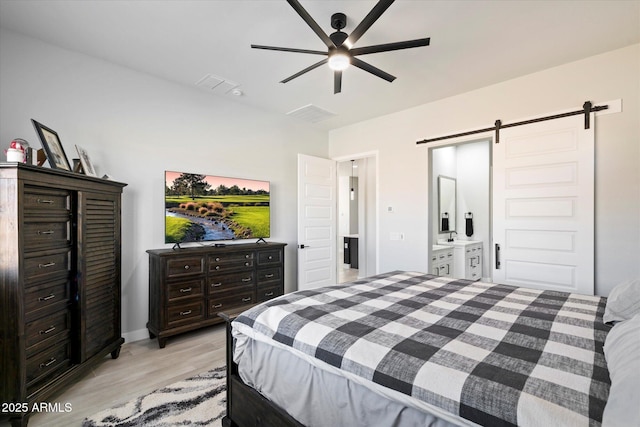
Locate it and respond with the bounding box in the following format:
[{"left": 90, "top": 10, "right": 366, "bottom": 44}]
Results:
[{"left": 328, "top": 49, "right": 350, "bottom": 71}]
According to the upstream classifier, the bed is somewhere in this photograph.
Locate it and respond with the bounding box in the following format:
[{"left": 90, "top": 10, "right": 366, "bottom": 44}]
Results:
[{"left": 221, "top": 271, "right": 640, "bottom": 427}]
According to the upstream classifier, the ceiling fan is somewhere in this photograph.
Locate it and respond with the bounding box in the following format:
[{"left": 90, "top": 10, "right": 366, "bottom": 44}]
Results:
[{"left": 251, "top": 0, "right": 430, "bottom": 94}]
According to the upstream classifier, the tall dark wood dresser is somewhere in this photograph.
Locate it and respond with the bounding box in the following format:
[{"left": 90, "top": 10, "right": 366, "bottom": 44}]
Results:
[{"left": 0, "top": 163, "right": 126, "bottom": 426}]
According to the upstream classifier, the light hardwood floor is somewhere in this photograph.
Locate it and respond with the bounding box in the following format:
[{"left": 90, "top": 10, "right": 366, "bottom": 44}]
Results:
[{"left": 5, "top": 325, "right": 227, "bottom": 427}]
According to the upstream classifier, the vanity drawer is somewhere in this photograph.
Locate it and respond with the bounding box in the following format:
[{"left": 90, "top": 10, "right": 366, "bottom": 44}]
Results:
[
  {"left": 166, "top": 256, "right": 205, "bottom": 278},
  {"left": 208, "top": 272, "right": 255, "bottom": 294},
  {"left": 167, "top": 278, "right": 204, "bottom": 302}
]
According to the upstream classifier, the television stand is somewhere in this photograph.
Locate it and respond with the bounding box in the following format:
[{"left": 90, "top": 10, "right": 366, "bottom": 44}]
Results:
[
  {"left": 172, "top": 242, "right": 182, "bottom": 250},
  {"left": 256, "top": 237, "right": 267, "bottom": 244}
]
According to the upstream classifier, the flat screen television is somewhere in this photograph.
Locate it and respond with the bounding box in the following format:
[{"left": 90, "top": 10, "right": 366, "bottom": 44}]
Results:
[{"left": 165, "top": 170, "right": 270, "bottom": 244}]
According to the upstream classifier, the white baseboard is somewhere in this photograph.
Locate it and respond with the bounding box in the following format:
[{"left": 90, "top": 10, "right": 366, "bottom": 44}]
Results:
[{"left": 122, "top": 328, "right": 150, "bottom": 344}]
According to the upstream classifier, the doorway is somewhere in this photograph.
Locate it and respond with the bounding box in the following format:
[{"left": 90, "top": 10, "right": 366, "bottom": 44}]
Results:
[
  {"left": 428, "top": 139, "right": 492, "bottom": 281},
  {"left": 336, "top": 154, "right": 378, "bottom": 283}
]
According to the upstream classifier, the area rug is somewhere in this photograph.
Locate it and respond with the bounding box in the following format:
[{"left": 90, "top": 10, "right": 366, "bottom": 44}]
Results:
[{"left": 82, "top": 365, "right": 226, "bottom": 426}]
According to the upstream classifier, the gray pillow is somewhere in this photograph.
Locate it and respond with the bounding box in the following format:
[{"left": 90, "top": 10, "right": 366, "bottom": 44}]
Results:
[
  {"left": 603, "top": 278, "right": 640, "bottom": 324},
  {"left": 602, "top": 314, "right": 640, "bottom": 426}
]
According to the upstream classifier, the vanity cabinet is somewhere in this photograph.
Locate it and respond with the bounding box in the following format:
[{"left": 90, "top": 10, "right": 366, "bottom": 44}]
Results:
[
  {"left": 431, "top": 246, "right": 454, "bottom": 277},
  {"left": 1, "top": 163, "right": 126, "bottom": 427},
  {"left": 147, "top": 242, "right": 286, "bottom": 348},
  {"left": 452, "top": 241, "right": 483, "bottom": 281}
]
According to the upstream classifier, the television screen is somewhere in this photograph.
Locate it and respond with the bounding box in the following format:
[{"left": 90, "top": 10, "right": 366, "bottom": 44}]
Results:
[{"left": 165, "top": 171, "right": 270, "bottom": 244}]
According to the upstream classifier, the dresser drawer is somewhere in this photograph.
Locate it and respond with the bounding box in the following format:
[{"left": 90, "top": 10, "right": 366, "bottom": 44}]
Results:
[
  {"left": 26, "top": 341, "right": 72, "bottom": 390},
  {"left": 23, "top": 218, "right": 71, "bottom": 251},
  {"left": 208, "top": 290, "right": 255, "bottom": 316},
  {"left": 208, "top": 272, "right": 255, "bottom": 294},
  {"left": 167, "top": 301, "right": 204, "bottom": 327},
  {"left": 167, "top": 278, "right": 204, "bottom": 302},
  {"left": 25, "top": 310, "right": 71, "bottom": 356},
  {"left": 23, "top": 187, "right": 70, "bottom": 215},
  {"left": 166, "top": 256, "right": 205, "bottom": 278},
  {"left": 24, "top": 249, "right": 71, "bottom": 285},
  {"left": 258, "top": 285, "right": 283, "bottom": 303},
  {"left": 257, "top": 249, "right": 282, "bottom": 266},
  {"left": 25, "top": 279, "right": 70, "bottom": 319},
  {"left": 209, "top": 252, "right": 254, "bottom": 273},
  {"left": 257, "top": 267, "right": 282, "bottom": 287}
]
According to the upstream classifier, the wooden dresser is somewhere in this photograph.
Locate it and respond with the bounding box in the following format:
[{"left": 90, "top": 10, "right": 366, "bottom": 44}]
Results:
[
  {"left": 146, "top": 242, "right": 286, "bottom": 348},
  {"left": 0, "top": 163, "right": 126, "bottom": 426}
]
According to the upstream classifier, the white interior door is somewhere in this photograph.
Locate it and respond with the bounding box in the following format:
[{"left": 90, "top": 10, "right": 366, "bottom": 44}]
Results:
[
  {"left": 297, "top": 154, "right": 336, "bottom": 290},
  {"left": 493, "top": 113, "right": 594, "bottom": 294}
]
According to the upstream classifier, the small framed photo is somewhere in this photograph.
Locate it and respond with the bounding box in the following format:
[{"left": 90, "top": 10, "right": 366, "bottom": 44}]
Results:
[
  {"left": 75, "top": 144, "right": 98, "bottom": 177},
  {"left": 31, "top": 119, "right": 71, "bottom": 171}
]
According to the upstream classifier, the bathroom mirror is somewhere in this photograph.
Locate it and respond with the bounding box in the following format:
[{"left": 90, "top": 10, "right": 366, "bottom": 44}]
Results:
[{"left": 438, "top": 175, "right": 456, "bottom": 233}]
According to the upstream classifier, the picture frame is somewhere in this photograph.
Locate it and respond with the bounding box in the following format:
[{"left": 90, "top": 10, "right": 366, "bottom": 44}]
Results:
[
  {"left": 75, "top": 144, "right": 98, "bottom": 177},
  {"left": 31, "top": 119, "right": 72, "bottom": 171}
]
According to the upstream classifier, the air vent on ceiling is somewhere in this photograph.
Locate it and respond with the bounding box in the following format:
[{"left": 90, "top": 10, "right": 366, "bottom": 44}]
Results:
[
  {"left": 195, "top": 73, "right": 240, "bottom": 95},
  {"left": 286, "top": 104, "right": 336, "bottom": 123}
]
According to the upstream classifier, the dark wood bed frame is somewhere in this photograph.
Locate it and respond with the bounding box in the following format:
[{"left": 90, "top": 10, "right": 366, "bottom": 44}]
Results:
[{"left": 220, "top": 312, "right": 305, "bottom": 427}]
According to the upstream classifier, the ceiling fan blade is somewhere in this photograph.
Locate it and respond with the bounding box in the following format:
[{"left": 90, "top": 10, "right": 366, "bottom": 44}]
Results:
[
  {"left": 286, "top": 0, "right": 336, "bottom": 49},
  {"left": 281, "top": 58, "right": 328, "bottom": 83},
  {"left": 346, "top": 0, "right": 394, "bottom": 47},
  {"left": 334, "top": 71, "right": 342, "bottom": 94},
  {"left": 251, "top": 44, "right": 327, "bottom": 55},
  {"left": 351, "top": 57, "right": 395, "bottom": 82},
  {"left": 350, "top": 38, "right": 430, "bottom": 56}
]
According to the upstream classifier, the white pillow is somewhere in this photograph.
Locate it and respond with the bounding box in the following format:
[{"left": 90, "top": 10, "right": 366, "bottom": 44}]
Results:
[
  {"left": 603, "top": 278, "right": 640, "bottom": 324},
  {"left": 602, "top": 314, "right": 640, "bottom": 426}
]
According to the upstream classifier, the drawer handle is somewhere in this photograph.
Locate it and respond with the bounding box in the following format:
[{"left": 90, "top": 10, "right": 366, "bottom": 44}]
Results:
[
  {"left": 213, "top": 303, "right": 223, "bottom": 309},
  {"left": 38, "top": 262, "right": 56, "bottom": 268},
  {"left": 37, "top": 199, "right": 55, "bottom": 205},
  {"left": 265, "top": 274, "right": 274, "bottom": 279},
  {"left": 39, "top": 294, "right": 56, "bottom": 302},
  {"left": 215, "top": 266, "right": 220, "bottom": 270},
  {"left": 184, "top": 265, "right": 190, "bottom": 270},
  {"left": 180, "top": 287, "right": 192, "bottom": 293},
  {"left": 244, "top": 262, "right": 250, "bottom": 266},
  {"left": 40, "top": 357, "right": 57, "bottom": 368},
  {"left": 241, "top": 277, "right": 251, "bottom": 282},
  {"left": 37, "top": 230, "right": 55, "bottom": 235},
  {"left": 212, "top": 282, "right": 223, "bottom": 287},
  {"left": 438, "top": 255, "right": 444, "bottom": 259},
  {"left": 264, "top": 292, "right": 274, "bottom": 297},
  {"left": 39, "top": 326, "right": 56, "bottom": 335},
  {"left": 242, "top": 297, "right": 251, "bottom": 303},
  {"left": 179, "top": 310, "right": 192, "bottom": 316},
  {"left": 268, "top": 255, "right": 273, "bottom": 260},
  {"left": 245, "top": 254, "right": 250, "bottom": 259},
  {"left": 215, "top": 257, "right": 221, "bottom": 262}
]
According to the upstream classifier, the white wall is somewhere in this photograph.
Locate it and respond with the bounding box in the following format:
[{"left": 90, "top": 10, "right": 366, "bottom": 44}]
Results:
[
  {"left": 329, "top": 44, "right": 640, "bottom": 297},
  {"left": 0, "top": 29, "right": 328, "bottom": 341}
]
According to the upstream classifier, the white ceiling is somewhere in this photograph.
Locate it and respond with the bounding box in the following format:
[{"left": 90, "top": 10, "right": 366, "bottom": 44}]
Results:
[{"left": 1, "top": 0, "right": 638, "bottom": 131}]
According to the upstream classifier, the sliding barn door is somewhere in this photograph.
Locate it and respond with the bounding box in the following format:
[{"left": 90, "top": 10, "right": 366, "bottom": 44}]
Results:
[{"left": 492, "top": 114, "right": 594, "bottom": 294}]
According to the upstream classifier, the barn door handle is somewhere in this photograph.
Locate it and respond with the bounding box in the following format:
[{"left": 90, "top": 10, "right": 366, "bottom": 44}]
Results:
[
  {"left": 299, "top": 244, "right": 310, "bottom": 249},
  {"left": 495, "top": 244, "right": 501, "bottom": 269}
]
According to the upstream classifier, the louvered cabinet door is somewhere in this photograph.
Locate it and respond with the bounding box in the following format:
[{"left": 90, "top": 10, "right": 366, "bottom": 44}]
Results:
[{"left": 76, "top": 191, "right": 122, "bottom": 362}]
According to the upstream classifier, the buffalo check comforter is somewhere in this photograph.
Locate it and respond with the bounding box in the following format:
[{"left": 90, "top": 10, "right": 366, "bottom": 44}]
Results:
[{"left": 234, "top": 271, "right": 611, "bottom": 427}]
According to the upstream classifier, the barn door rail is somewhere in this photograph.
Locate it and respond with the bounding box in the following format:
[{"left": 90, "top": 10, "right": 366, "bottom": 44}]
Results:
[{"left": 416, "top": 101, "right": 608, "bottom": 145}]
